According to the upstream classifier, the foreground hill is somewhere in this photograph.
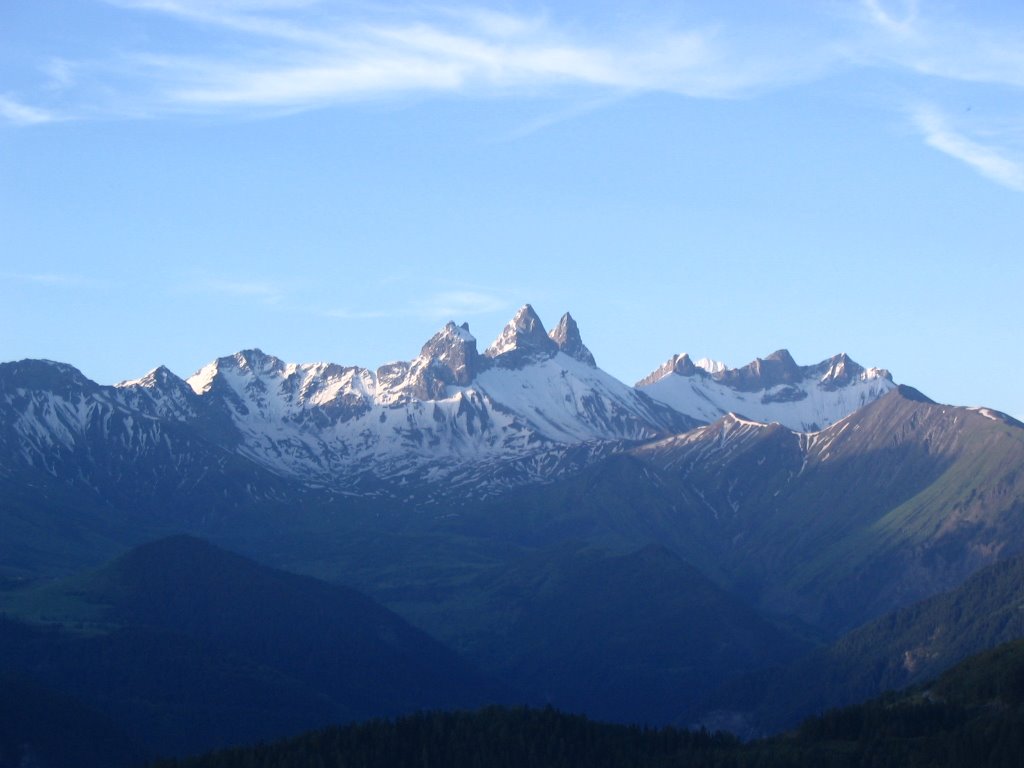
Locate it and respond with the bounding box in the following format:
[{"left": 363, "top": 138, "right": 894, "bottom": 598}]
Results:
[
  {"left": 0, "top": 534, "right": 807, "bottom": 734},
  {"left": 0, "top": 536, "right": 502, "bottom": 759},
  {"left": 436, "top": 543, "right": 808, "bottom": 724},
  {"left": 152, "top": 638, "right": 1024, "bottom": 768},
  {"left": 0, "top": 673, "right": 145, "bottom": 768},
  {"left": 704, "top": 549, "right": 1024, "bottom": 733}
]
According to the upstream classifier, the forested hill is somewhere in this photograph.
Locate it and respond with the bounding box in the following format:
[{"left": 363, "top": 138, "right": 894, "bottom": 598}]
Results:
[{"left": 153, "top": 638, "right": 1024, "bottom": 768}]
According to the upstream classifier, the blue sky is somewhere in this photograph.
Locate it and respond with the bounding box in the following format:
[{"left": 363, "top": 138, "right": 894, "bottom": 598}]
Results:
[{"left": 1, "top": 0, "right": 1022, "bottom": 419}]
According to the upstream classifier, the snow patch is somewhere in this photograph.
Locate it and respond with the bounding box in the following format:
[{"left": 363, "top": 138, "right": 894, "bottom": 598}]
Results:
[{"left": 694, "top": 357, "right": 726, "bottom": 374}]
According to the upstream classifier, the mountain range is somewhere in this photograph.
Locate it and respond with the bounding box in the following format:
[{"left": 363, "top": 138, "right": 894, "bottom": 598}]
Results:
[
  {"left": 0, "top": 305, "right": 895, "bottom": 508},
  {"left": 3, "top": 304, "right": 1024, "bottom": 763}
]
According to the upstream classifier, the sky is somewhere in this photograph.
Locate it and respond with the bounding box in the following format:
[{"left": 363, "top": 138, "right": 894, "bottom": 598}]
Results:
[{"left": 1, "top": 0, "right": 1022, "bottom": 419}]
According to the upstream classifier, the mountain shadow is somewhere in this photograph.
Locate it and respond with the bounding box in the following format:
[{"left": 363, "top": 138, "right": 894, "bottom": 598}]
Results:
[
  {"left": 152, "top": 637, "right": 1024, "bottom": 768},
  {"left": 446, "top": 542, "right": 809, "bottom": 725},
  {"left": 0, "top": 535, "right": 505, "bottom": 759},
  {"left": 704, "top": 549, "right": 1024, "bottom": 734}
]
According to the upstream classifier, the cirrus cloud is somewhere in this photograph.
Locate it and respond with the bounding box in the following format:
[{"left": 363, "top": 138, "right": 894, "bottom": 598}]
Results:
[
  {"left": 913, "top": 105, "right": 1024, "bottom": 191},
  {"left": 5, "top": 1, "right": 1024, "bottom": 195}
]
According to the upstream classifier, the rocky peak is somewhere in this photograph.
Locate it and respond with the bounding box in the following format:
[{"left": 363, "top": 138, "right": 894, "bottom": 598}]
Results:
[
  {"left": 719, "top": 349, "right": 803, "bottom": 392},
  {"left": 764, "top": 349, "right": 798, "bottom": 367},
  {"left": 114, "top": 365, "right": 201, "bottom": 420},
  {"left": 635, "top": 353, "right": 706, "bottom": 387},
  {"left": 377, "top": 321, "right": 485, "bottom": 403},
  {"left": 117, "top": 365, "right": 184, "bottom": 390},
  {"left": 671, "top": 354, "right": 701, "bottom": 377},
  {"left": 117, "top": 365, "right": 193, "bottom": 398},
  {"left": 816, "top": 353, "right": 863, "bottom": 389},
  {"left": 548, "top": 312, "right": 596, "bottom": 366},
  {"left": 485, "top": 305, "right": 557, "bottom": 367},
  {"left": 230, "top": 349, "right": 285, "bottom": 375},
  {"left": 143, "top": 365, "right": 177, "bottom": 386},
  {"left": 0, "top": 359, "right": 98, "bottom": 399},
  {"left": 186, "top": 349, "right": 284, "bottom": 397},
  {"left": 813, "top": 353, "right": 893, "bottom": 391},
  {"left": 419, "top": 322, "right": 481, "bottom": 385}
]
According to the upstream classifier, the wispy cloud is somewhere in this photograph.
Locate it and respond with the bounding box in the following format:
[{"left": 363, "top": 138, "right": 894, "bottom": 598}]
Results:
[
  {"left": 856, "top": 0, "right": 1024, "bottom": 88},
  {"left": 9, "top": 2, "right": 1024, "bottom": 195},
  {"left": 851, "top": 2, "right": 1024, "bottom": 192},
  {"left": 22, "top": 1, "right": 846, "bottom": 121},
  {"left": 10, "top": 2, "right": 1024, "bottom": 113},
  {"left": 0, "top": 95, "right": 59, "bottom": 125},
  {"left": 144, "top": 26, "right": 728, "bottom": 110},
  {"left": 861, "top": 0, "right": 918, "bottom": 37},
  {"left": 913, "top": 105, "right": 1024, "bottom": 191}
]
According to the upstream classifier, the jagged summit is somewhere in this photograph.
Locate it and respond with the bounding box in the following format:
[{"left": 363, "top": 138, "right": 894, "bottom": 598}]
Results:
[
  {"left": 635, "top": 354, "right": 705, "bottom": 387},
  {"left": 117, "top": 365, "right": 183, "bottom": 389},
  {"left": 548, "top": 312, "right": 596, "bottom": 366},
  {"left": 419, "top": 322, "right": 478, "bottom": 384},
  {"left": 68, "top": 305, "right": 694, "bottom": 488},
  {"left": 485, "top": 305, "right": 558, "bottom": 367},
  {"left": 184, "top": 348, "right": 286, "bottom": 396},
  {"left": 377, "top": 321, "right": 483, "bottom": 403},
  {"left": 115, "top": 364, "right": 200, "bottom": 420},
  {"left": 3, "top": 310, "right": 908, "bottom": 495},
  {"left": 720, "top": 349, "right": 802, "bottom": 392},
  {"left": 813, "top": 353, "right": 892, "bottom": 390},
  {"left": 638, "top": 349, "right": 897, "bottom": 432},
  {"left": 227, "top": 349, "right": 279, "bottom": 370},
  {"left": 0, "top": 358, "right": 100, "bottom": 398},
  {"left": 0, "top": 312, "right": 946, "bottom": 506}
]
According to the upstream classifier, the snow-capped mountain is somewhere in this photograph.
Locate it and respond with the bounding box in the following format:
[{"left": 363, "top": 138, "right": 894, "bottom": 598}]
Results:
[
  {"left": 636, "top": 348, "right": 895, "bottom": 432},
  {"left": 157, "top": 306, "right": 693, "bottom": 488},
  {"left": 0, "top": 306, "right": 897, "bottom": 499}
]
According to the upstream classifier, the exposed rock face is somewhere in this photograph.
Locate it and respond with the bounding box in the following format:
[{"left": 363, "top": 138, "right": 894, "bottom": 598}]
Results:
[
  {"left": 484, "top": 305, "right": 558, "bottom": 368},
  {"left": 116, "top": 364, "right": 201, "bottom": 421},
  {"left": 378, "top": 322, "right": 484, "bottom": 403},
  {"left": 635, "top": 353, "right": 705, "bottom": 387},
  {"left": 548, "top": 313, "right": 596, "bottom": 366},
  {"left": 812, "top": 353, "right": 892, "bottom": 391},
  {"left": 717, "top": 349, "right": 803, "bottom": 392},
  {"left": 421, "top": 322, "right": 481, "bottom": 386}
]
